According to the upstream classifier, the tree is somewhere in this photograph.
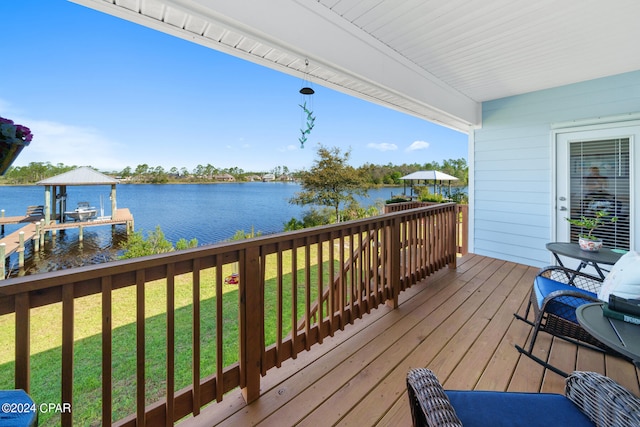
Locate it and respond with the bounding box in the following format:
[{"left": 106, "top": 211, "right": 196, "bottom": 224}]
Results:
[
  {"left": 120, "top": 166, "right": 132, "bottom": 179},
  {"left": 119, "top": 225, "right": 197, "bottom": 258},
  {"left": 290, "top": 144, "right": 368, "bottom": 222},
  {"left": 119, "top": 226, "right": 175, "bottom": 259}
]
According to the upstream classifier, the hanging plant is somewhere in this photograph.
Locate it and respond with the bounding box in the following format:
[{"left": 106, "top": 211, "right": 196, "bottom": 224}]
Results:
[
  {"left": 298, "top": 101, "right": 315, "bottom": 148},
  {"left": 1, "top": 116, "right": 33, "bottom": 175}
]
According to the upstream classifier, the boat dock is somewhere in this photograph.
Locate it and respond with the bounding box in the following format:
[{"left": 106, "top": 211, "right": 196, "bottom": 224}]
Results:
[{"left": 1, "top": 207, "right": 134, "bottom": 279}]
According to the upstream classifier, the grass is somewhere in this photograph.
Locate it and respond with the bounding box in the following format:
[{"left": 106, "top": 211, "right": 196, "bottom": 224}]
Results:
[{"left": 0, "top": 244, "right": 340, "bottom": 426}]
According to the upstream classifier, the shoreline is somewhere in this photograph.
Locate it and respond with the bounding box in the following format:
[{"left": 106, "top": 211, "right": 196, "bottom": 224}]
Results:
[{"left": 0, "top": 181, "right": 413, "bottom": 189}]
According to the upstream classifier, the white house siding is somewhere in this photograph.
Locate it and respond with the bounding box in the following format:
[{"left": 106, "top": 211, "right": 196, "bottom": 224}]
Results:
[{"left": 473, "top": 71, "right": 640, "bottom": 267}]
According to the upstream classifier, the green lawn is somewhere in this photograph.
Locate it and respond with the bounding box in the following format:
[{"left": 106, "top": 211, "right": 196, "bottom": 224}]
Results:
[{"left": 0, "top": 246, "right": 338, "bottom": 426}]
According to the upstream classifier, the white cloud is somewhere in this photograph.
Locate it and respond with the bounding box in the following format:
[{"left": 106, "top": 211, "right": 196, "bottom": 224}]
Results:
[
  {"left": 406, "top": 140, "right": 430, "bottom": 151},
  {"left": 12, "top": 119, "right": 127, "bottom": 170},
  {"left": 278, "top": 144, "right": 299, "bottom": 152},
  {"left": 367, "top": 142, "right": 398, "bottom": 152}
]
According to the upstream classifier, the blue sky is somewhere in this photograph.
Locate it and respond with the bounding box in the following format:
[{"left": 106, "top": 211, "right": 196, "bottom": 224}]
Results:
[{"left": 1, "top": 0, "right": 468, "bottom": 173}]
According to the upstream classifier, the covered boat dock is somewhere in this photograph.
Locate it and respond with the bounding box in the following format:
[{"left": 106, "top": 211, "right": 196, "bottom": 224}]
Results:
[
  {"left": 1, "top": 168, "right": 133, "bottom": 278},
  {"left": 36, "top": 166, "right": 120, "bottom": 223},
  {"left": 399, "top": 170, "right": 459, "bottom": 199}
]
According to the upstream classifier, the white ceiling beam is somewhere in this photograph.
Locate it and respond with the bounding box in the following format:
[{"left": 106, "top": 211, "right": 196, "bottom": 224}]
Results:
[{"left": 71, "top": 0, "right": 480, "bottom": 131}]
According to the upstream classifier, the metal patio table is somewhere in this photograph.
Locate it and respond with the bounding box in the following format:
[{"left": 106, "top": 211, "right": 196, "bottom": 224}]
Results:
[
  {"left": 577, "top": 303, "right": 640, "bottom": 367},
  {"left": 546, "top": 242, "right": 622, "bottom": 282}
]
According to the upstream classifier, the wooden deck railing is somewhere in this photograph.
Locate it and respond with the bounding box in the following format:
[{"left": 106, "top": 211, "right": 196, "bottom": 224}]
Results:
[
  {"left": 0, "top": 203, "right": 459, "bottom": 426},
  {"left": 385, "top": 202, "right": 468, "bottom": 255}
]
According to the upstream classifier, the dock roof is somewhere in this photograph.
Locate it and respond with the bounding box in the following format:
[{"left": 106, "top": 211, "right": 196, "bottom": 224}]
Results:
[
  {"left": 400, "top": 171, "right": 458, "bottom": 181},
  {"left": 36, "top": 167, "right": 119, "bottom": 186}
]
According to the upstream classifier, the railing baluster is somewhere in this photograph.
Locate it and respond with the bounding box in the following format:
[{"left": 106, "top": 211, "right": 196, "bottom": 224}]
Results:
[
  {"left": 380, "top": 222, "right": 387, "bottom": 301},
  {"left": 215, "top": 256, "right": 224, "bottom": 401},
  {"left": 304, "top": 238, "right": 311, "bottom": 350},
  {"left": 428, "top": 213, "right": 435, "bottom": 273},
  {"left": 349, "top": 231, "right": 355, "bottom": 322},
  {"left": 388, "top": 217, "right": 400, "bottom": 308},
  {"left": 372, "top": 224, "right": 379, "bottom": 306},
  {"left": 166, "top": 263, "right": 175, "bottom": 426},
  {"left": 368, "top": 226, "right": 374, "bottom": 313},
  {"left": 61, "top": 283, "right": 74, "bottom": 427},
  {"left": 339, "top": 230, "right": 345, "bottom": 329},
  {"left": 276, "top": 243, "right": 283, "bottom": 367},
  {"left": 291, "top": 244, "right": 298, "bottom": 358},
  {"left": 357, "top": 227, "right": 364, "bottom": 314},
  {"left": 101, "top": 276, "right": 112, "bottom": 425},
  {"left": 316, "top": 237, "right": 323, "bottom": 344},
  {"left": 136, "top": 269, "right": 146, "bottom": 426},
  {"left": 14, "top": 292, "right": 30, "bottom": 392},
  {"left": 407, "top": 216, "right": 412, "bottom": 286},
  {"left": 192, "top": 259, "right": 201, "bottom": 415},
  {"left": 328, "top": 231, "right": 335, "bottom": 336}
]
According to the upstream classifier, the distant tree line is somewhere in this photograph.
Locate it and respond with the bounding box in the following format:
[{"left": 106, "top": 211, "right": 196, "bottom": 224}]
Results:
[
  {"left": 0, "top": 162, "right": 76, "bottom": 184},
  {"left": 0, "top": 158, "right": 468, "bottom": 187}
]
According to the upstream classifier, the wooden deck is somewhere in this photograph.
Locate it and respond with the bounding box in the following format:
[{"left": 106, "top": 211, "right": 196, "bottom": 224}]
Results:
[
  {"left": 43, "top": 207, "right": 134, "bottom": 232},
  {"left": 181, "top": 253, "right": 640, "bottom": 427},
  {"left": 1, "top": 208, "right": 133, "bottom": 270},
  {"left": 0, "top": 222, "right": 39, "bottom": 257}
]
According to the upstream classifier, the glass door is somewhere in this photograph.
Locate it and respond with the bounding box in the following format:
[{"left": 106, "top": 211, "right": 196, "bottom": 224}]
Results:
[
  {"left": 567, "top": 138, "right": 630, "bottom": 248},
  {"left": 555, "top": 125, "right": 636, "bottom": 269}
]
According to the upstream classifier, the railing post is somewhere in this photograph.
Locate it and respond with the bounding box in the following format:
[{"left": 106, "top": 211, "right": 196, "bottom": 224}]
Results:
[
  {"left": 240, "top": 245, "right": 263, "bottom": 403},
  {"left": 386, "top": 217, "right": 401, "bottom": 309},
  {"left": 448, "top": 206, "right": 458, "bottom": 269},
  {"left": 61, "top": 284, "right": 74, "bottom": 427},
  {"left": 101, "top": 277, "right": 112, "bottom": 426},
  {"left": 460, "top": 204, "right": 469, "bottom": 256}
]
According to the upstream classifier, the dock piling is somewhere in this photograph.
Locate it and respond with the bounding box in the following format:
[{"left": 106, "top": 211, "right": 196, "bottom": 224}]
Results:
[
  {"left": 18, "top": 231, "right": 25, "bottom": 268},
  {"left": 34, "top": 222, "right": 40, "bottom": 252},
  {"left": 0, "top": 243, "right": 5, "bottom": 280}
]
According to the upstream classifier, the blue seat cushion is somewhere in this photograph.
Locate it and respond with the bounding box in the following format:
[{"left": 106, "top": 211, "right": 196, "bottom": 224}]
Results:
[
  {"left": 445, "top": 390, "right": 594, "bottom": 427},
  {"left": 534, "top": 276, "right": 597, "bottom": 323},
  {"left": 0, "top": 390, "right": 38, "bottom": 427}
]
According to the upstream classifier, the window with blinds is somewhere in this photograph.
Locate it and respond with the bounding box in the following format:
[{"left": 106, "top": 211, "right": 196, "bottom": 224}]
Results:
[{"left": 568, "top": 138, "right": 630, "bottom": 249}]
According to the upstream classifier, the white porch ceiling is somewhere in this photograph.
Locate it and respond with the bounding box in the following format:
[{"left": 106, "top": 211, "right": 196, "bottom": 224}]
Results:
[{"left": 72, "top": 0, "right": 640, "bottom": 132}]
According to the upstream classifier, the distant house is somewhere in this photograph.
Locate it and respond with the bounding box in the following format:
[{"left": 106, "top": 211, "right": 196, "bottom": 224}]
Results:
[
  {"left": 214, "top": 174, "right": 235, "bottom": 182},
  {"left": 262, "top": 173, "right": 275, "bottom": 182},
  {"left": 246, "top": 175, "right": 262, "bottom": 182},
  {"left": 278, "top": 175, "right": 293, "bottom": 182}
]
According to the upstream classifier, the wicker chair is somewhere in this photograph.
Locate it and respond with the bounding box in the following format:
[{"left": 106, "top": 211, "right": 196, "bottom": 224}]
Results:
[
  {"left": 513, "top": 265, "right": 622, "bottom": 377},
  {"left": 406, "top": 368, "right": 640, "bottom": 427}
]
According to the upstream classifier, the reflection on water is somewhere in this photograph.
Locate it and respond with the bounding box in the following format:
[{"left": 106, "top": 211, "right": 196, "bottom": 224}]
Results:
[
  {"left": 1, "top": 183, "right": 398, "bottom": 278},
  {"left": 8, "top": 227, "right": 130, "bottom": 278}
]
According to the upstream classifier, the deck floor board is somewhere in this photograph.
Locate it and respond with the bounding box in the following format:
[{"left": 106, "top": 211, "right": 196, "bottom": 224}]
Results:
[{"left": 180, "top": 254, "right": 640, "bottom": 427}]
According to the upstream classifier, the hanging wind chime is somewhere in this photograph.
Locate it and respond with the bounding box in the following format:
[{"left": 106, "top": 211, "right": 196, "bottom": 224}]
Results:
[{"left": 298, "top": 59, "right": 315, "bottom": 148}]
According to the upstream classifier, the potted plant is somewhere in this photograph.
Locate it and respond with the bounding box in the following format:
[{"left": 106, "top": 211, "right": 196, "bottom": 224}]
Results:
[
  {"left": 566, "top": 210, "right": 618, "bottom": 252},
  {"left": 0, "top": 116, "right": 33, "bottom": 175}
]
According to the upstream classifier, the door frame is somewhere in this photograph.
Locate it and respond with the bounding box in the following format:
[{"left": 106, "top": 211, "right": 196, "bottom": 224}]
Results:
[{"left": 551, "top": 118, "right": 639, "bottom": 264}]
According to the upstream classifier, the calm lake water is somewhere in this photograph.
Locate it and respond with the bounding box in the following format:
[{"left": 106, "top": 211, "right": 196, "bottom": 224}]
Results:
[{"left": 1, "top": 183, "right": 401, "bottom": 277}]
